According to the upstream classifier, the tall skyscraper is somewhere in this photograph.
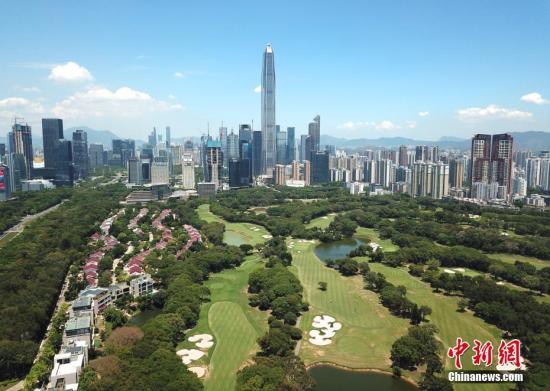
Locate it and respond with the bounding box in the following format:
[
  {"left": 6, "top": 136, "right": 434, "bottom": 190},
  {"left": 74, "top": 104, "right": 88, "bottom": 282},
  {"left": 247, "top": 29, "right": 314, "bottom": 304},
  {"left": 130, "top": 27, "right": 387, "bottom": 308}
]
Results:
[
  {"left": 276, "top": 130, "right": 287, "bottom": 165},
  {"left": 490, "top": 133, "right": 513, "bottom": 198},
  {"left": 286, "top": 127, "right": 295, "bottom": 164},
  {"left": 449, "top": 158, "right": 465, "bottom": 188},
  {"left": 239, "top": 124, "right": 252, "bottom": 144},
  {"left": 252, "top": 130, "right": 263, "bottom": 177},
  {"left": 112, "top": 139, "right": 135, "bottom": 167},
  {"left": 151, "top": 156, "right": 169, "bottom": 185},
  {"left": 398, "top": 145, "right": 408, "bottom": 167},
  {"left": 227, "top": 131, "right": 240, "bottom": 162},
  {"left": 261, "top": 43, "right": 276, "bottom": 175},
  {"left": 55, "top": 139, "right": 74, "bottom": 186},
  {"left": 165, "top": 126, "right": 171, "bottom": 148},
  {"left": 308, "top": 115, "right": 321, "bottom": 156},
  {"left": 311, "top": 150, "right": 329, "bottom": 184},
  {"left": 127, "top": 158, "right": 143, "bottom": 185},
  {"left": 148, "top": 127, "right": 157, "bottom": 147},
  {"left": 219, "top": 126, "right": 228, "bottom": 167},
  {"left": 12, "top": 123, "right": 33, "bottom": 179},
  {"left": 300, "top": 135, "right": 309, "bottom": 162},
  {"left": 470, "top": 134, "right": 492, "bottom": 184},
  {"left": 182, "top": 153, "right": 195, "bottom": 189},
  {"left": 205, "top": 140, "right": 223, "bottom": 188},
  {"left": 72, "top": 130, "right": 88, "bottom": 180},
  {"left": 42, "top": 118, "right": 64, "bottom": 170},
  {"left": 88, "top": 143, "right": 104, "bottom": 168}
]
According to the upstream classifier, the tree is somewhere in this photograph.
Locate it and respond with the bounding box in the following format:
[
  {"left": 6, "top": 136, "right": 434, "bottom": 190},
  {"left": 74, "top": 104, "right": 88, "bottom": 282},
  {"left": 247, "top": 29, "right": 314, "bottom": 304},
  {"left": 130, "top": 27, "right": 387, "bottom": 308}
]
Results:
[
  {"left": 104, "top": 307, "right": 127, "bottom": 329},
  {"left": 240, "top": 244, "right": 254, "bottom": 255},
  {"left": 318, "top": 281, "right": 328, "bottom": 291},
  {"left": 457, "top": 298, "right": 468, "bottom": 312}
]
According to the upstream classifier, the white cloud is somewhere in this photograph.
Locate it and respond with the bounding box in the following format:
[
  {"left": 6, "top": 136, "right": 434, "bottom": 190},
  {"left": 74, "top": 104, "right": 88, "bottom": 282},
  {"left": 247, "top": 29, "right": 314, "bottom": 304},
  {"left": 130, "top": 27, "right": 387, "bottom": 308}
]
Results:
[
  {"left": 337, "top": 120, "right": 400, "bottom": 131},
  {"left": 254, "top": 85, "right": 262, "bottom": 93},
  {"left": 168, "top": 94, "right": 176, "bottom": 99},
  {"left": 48, "top": 61, "right": 93, "bottom": 82},
  {"left": 0, "top": 96, "right": 45, "bottom": 120},
  {"left": 418, "top": 111, "right": 430, "bottom": 117},
  {"left": 52, "top": 86, "right": 183, "bottom": 119},
  {"left": 457, "top": 104, "right": 532, "bottom": 120},
  {"left": 521, "top": 92, "right": 548, "bottom": 105},
  {"left": 405, "top": 120, "right": 417, "bottom": 129},
  {"left": 174, "top": 72, "right": 186, "bottom": 78}
]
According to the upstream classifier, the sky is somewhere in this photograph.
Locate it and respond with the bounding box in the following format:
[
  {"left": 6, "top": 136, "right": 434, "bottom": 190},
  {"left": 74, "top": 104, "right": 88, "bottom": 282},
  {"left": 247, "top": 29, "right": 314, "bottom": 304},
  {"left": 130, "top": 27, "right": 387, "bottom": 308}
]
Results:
[{"left": 0, "top": 0, "right": 549, "bottom": 142}]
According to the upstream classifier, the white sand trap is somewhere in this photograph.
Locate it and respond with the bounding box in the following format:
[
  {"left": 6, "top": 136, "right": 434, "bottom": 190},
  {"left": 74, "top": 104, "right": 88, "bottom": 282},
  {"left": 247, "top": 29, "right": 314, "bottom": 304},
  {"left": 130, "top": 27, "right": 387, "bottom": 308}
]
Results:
[
  {"left": 262, "top": 234, "right": 273, "bottom": 239},
  {"left": 313, "top": 315, "right": 336, "bottom": 326},
  {"left": 497, "top": 281, "right": 505, "bottom": 285},
  {"left": 309, "top": 337, "right": 332, "bottom": 346},
  {"left": 322, "top": 216, "right": 328, "bottom": 220},
  {"left": 188, "top": 334, "right": 214, "bottom": 349},
  {"left": 369, "top": 242, "right": 381, "bottom": 251},
  {"left": 297, "top": 250, "right": 302, "bottom": 253},
  {"left": 331, "top": 322, "right": 342, "bottom": 331},
  {"left": 453, "top": 268, "right": 466, "bottom": 273},
  {"left": 290, "top": 242, "right": 295, "bottom": 245},
  {"left": 188, "top": 366, "right": 207, "bottom": 378},
  {"left": 249, "top": 227, "right": 256, "bottom": 230},
  {"left": 177, "top": 349, "right": 205, "bottom": 365},
  {"left": 443, "top": 269, "right": 456, "bottom": 274}
]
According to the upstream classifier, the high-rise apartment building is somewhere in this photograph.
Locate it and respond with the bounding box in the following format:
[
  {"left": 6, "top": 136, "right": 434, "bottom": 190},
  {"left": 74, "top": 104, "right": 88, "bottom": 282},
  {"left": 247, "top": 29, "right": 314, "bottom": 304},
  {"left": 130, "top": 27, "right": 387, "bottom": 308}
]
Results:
[
  {"left": 470, "top": 134, "right": 492, "bottom": 184},
  {"left": 182, "top": 153, "right": 195, "bottom": 189},
  {"left": 398, "top": 145, "right": 408, "bottom": 167},
  {"left": 12, "top": 123, "right": 33, "bottom": 179},
  {"left": 449, "top": 158, "right": 465, "bottom": 188},
  {"left": 261, "top": 44, "right": 276, "bottom": 175}
]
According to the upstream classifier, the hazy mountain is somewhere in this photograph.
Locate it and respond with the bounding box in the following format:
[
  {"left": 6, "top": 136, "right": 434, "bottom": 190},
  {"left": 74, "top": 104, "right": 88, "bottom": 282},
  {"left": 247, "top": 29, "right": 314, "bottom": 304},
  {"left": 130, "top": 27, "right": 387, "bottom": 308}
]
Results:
[
  {"left": 65, "top": 126, "right": 121, "bottom": 147},
  {"left": 321, "top": 131, "right": 550, "bottom": 151}
]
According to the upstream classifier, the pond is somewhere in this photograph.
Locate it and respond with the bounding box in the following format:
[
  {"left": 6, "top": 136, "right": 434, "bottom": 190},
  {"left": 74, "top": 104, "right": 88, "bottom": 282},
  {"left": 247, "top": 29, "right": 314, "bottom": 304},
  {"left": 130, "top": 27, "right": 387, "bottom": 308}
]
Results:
[
  {"left": 314, "top": 237, "right": 365, "bottom": 262},
  {"left": 309, "top": 365, "right": 417, "bottom": 391},
  {"left": 128, "top": 308, "right": 162, "bottom": 326}
]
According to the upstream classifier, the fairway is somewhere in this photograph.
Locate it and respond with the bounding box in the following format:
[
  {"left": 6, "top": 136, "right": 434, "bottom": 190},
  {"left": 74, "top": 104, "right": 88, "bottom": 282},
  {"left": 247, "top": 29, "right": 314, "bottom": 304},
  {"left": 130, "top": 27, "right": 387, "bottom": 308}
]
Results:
[
  {"left": 288, "top": 239, "right": 410, "bottom": 373},
  {"left": 183, "top": 206, "right": 269, "bottom": 390},
  {"left": 197, "top": 204, "right": 270, "bottom": 246},
  {"left": 487, "top": 252, "right": 550, "bottom": 270},
  {"left": 367, "top": 263, "right": 507, "bottom": 391},
  {"left": 355, "top": 227, "right": 399, "bottom": 252},
  {"left": 306, "top": 213, "right": 336, "bottom": 229}
]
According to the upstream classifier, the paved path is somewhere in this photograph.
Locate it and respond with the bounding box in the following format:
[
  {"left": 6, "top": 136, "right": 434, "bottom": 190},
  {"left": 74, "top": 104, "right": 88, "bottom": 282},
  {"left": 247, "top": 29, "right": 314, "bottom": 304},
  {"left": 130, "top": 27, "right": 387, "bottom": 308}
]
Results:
[{"left": 0, "top": 200, "right": 67, "bottom": 246}]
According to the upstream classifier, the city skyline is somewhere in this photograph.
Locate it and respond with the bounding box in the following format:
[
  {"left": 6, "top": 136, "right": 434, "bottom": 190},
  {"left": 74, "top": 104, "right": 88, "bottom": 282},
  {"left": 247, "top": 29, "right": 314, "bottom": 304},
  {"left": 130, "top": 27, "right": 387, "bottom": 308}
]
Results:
[{"left": 0, "top": 1, "right": 549, "bottom": 140}]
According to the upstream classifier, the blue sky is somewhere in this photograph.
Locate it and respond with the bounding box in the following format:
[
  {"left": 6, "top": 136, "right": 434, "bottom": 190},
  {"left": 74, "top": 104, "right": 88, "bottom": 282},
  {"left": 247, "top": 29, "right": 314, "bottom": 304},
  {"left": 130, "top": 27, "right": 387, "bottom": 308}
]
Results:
[{"left": 0, "top": 0, "right": 549, "bottom": 141}]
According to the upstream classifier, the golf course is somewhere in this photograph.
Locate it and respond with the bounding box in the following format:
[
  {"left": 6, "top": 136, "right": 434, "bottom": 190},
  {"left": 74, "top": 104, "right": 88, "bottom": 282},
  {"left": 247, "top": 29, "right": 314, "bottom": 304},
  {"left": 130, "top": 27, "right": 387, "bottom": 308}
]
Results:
[{"left": 184, "top": 205, "right": 269, "bottom": 390}]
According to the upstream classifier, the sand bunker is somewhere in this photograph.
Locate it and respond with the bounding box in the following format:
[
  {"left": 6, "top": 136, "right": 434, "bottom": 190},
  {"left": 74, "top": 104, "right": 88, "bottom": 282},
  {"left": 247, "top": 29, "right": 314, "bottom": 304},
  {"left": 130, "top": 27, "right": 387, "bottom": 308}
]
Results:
[
  {"left": 443, "top": 269, "right": 456, "bottom": 274},
  {"left": 453, "top": 268, "right": 466, "bottom": 273},
  {"left": 368, "top": 242, "right": 381, "bottom": 251},
  {"left": 176, "top": 349, "right": 205, "bottom": 365},
  {"left": 188, "top": 334, "right": 214, "bottom": 349},
  {"left": 308, "top": 315, "right": 342, "bottom": 346},
  {"left": 188, "top": 366, "right": 207, "bottom": 378},
  {"left": 262, "top": 234, "right": 273, "bottom": 239}
]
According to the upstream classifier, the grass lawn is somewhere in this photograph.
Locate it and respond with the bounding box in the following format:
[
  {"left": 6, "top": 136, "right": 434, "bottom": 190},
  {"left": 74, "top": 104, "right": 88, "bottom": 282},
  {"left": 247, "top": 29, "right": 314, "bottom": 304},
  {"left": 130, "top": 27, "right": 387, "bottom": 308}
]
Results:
[
  {"left": 306, "top": 213, "right": 336, "bottom": 229},
  {"left": 288, "top": 239, "right": 410, "bottom": 373},
  {"left": 366, "top": 262, "right": 508, "bottom": 391},
  {"left": 487, "top": 252, "right": 549, "bottom": 270},
  {"left": 355, "top": 227, "right": 399, "bottom": 252},
  {"left": 197, "top": 204, "right": 270, "bottom": 246}
]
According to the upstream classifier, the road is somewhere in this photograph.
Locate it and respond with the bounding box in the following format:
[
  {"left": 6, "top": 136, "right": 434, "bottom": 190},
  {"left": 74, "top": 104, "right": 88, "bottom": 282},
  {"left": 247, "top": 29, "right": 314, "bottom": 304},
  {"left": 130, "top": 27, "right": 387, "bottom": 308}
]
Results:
[{"left": 0, "top": 200, "right": 68, "bottom": 246}]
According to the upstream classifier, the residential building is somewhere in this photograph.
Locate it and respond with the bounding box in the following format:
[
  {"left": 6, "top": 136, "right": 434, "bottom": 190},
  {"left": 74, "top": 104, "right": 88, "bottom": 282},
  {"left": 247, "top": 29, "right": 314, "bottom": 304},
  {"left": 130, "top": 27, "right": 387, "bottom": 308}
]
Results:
[{"left": 182, "top": 153, "right": 195, "bottom": 189}]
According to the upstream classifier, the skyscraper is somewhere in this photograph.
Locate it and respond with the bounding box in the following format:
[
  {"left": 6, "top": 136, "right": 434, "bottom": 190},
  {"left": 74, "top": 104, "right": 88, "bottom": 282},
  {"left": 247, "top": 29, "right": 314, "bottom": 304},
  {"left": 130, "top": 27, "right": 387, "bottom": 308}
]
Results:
[
  {"left": 72, "top": 130, "right": 88, "bottom": 180},
  {"left": 308, "top": 115, "right": 321, "bottom": 156},
  {"left": 148, "top": 127, "right": 157, "bottom": 147},
  {"left": 182, "top": 153, "right": 195, "bottom": 189},
  {"left": 252, "top": 130, "right": 263, "bottom": 177},
  {"left": 12, "top": 123, "right": 33, "bottom": 179},
  {"left": 42, "top": 118, "right": 63, "bottom": 170},
  {"left": 165, "top": 126, "right": 171, "bottom": 148},
  {"left": 469, "top": 134, "right": 492, "bottom": 184},
  {"left": 311, "top": 150, "right": 329, "bottom": 184},
  {"left": 227, "top": 131, "right": 240, "bottom": 162},
  {"left": 219, "top": 126, "right": 228, "bottom": 167},
  {"left": 88, "top": 143, "right": 104, "bottom": 168},
  {"left": 205, "top": 140, "right": 223, "bottom": 188},
  {"left": 55, "top": 139, "right": 74, "bottom": 186},
  {"left": 261, "top": 43, "right": 276, "bottom": 175},
  {"left": 490, "top": 133, "right": 513, "bottom": 198},
  {"left": 286, "top": 127, "right": 295, "bottom": 164},
  {"left": 398, "top": 145, "right": 408, "bottom": 167},
  {"left": 276, "top": 130, "right": 287, "bottom": 165}
]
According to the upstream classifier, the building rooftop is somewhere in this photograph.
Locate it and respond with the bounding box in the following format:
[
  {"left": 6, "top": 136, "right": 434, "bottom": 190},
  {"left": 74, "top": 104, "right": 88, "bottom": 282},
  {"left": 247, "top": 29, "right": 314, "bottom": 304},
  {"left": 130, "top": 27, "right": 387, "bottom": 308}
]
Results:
[{"left": 65, "top": 315, "right": 91, "bottom": 332}]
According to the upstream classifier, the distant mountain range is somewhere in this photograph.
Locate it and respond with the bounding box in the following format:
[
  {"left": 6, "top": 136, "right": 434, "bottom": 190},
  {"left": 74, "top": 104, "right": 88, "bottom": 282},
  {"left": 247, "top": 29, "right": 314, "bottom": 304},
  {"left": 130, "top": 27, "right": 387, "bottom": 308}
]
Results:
[
  {"left": 1, "top": 127, "right": 549, "bottom": 151},
  {"left": 320, "top": 131, "right": 550, "bottom": 151}
]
